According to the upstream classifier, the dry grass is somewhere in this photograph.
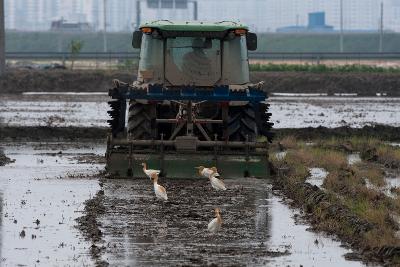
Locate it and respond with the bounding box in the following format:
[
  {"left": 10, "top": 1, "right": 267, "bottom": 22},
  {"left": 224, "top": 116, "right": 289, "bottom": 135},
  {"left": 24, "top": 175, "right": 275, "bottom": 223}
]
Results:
[
  {"left": 352, "top": 163, "right": 386, "bottom": 187},
  {"left": 364, "top": 228, "right": 400, "bottom": 247},
  {"left": 325, "top": 173, "right": 400, "bottom": 248},
  {"left": 270, "top": 151, "right": 309, "bottom": 183},
  {"left": 376, "top": 146, "right": 400, "bottom": 168},
  {"left": 283, "top": 147, "right": 347, "bottom": 172},
  {"left": 279, "top": 135, "right": 300, "bottom": 150},
  {"left": 314, "top": 136, "right": 380, "bottom": 151},
  {"left": 309, "top": 148, "right": 348, "bottom": 171}
]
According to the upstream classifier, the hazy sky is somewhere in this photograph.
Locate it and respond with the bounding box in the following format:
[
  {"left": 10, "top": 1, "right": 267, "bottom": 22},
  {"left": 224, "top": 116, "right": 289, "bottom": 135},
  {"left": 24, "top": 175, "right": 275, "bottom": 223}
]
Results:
[{"left": 4, "top": 0, "right": 400, "bottom": 32}]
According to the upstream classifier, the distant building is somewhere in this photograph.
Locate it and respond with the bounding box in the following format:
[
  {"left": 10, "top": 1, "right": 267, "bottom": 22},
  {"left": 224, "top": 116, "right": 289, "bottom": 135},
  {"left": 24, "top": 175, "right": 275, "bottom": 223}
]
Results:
[
  {"left": 277, "top": 11, "right": 334, "bottom": 33},
  {"left": 50, "top": 19, "right": 92, "bottom": 32}
]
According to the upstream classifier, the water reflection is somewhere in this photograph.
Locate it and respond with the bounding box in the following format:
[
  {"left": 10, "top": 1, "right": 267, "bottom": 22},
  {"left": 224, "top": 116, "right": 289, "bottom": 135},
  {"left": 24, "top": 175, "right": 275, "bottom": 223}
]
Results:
[{"left": 268, "top": 196, "right": 367, "bottom": 267}]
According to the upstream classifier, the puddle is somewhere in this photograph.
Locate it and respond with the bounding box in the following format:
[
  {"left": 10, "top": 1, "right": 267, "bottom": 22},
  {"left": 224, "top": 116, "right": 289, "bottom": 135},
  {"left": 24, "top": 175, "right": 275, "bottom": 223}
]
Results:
[
  {"left": 365, "top": 172, "right": 400, "bottom": 198},
  {"left": 0, "top": 143, "right": 104, "bottom": 266},
  {"left": 389, "top": 143, "right": 400, "bottom": 147},
  {"left": 383, "top": 172, "right": 400, "bottom": 198},
  {"left": 307, "top": 168, "right": 329, "bottom": 188},
  {"left": 268, "top": 196, "right": 365, "bottom": 267},
  {"left": 348, "top": 153, "right": 362, "bottom": 165}
]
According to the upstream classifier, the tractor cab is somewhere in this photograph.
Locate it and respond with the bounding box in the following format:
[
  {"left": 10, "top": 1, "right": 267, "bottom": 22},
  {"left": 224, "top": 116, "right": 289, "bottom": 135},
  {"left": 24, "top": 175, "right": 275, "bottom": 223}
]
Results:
[{"left": 132, "top": 21, "right": 257, "bottom": 87}]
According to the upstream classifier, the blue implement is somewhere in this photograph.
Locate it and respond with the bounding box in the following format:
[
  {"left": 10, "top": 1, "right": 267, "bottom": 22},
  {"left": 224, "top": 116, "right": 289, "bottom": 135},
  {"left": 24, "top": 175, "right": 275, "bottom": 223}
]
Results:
[{"left": 109, "top": 85, "right": 267, "bottom": 102}]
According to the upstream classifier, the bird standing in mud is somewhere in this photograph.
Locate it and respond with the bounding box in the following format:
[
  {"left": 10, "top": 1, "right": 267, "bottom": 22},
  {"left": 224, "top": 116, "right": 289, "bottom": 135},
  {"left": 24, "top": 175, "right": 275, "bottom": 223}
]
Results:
[
  {"left": 150, "top": 173, "right": 168, "bottom": 201},
  {"left": 196, "top": 166, "right": 226, "bottom": 191},
  {"left": 209, "top": 175, "right": 227, "bottom": 191},
  {"left": 208, "top": 208, "right": 222, "bottom": 234},
  {"left": 141, "top": 162, "right": 161, "bottom": 179}
]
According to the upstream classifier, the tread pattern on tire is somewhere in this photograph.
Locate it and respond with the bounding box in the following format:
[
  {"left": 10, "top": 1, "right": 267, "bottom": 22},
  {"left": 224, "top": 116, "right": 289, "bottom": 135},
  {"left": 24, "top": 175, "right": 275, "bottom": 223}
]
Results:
[
  {"left": 227, "top": 105, "right": 258, "bottom": 142},
  {"left": 127, "top": 100, "right": 155, "bottom": 140},
  {"left": 259, "top": 102, "right": 275, "bottom": 143},
  {"left": 227, "top": 103, "right": 274, "bottom": 143}
]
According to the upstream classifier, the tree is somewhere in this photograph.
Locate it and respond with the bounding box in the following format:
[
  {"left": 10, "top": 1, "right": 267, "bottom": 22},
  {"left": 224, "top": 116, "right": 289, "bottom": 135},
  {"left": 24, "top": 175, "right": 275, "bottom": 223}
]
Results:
[{"left": 69, "top": 40, "right": 84, "bottom": 70}]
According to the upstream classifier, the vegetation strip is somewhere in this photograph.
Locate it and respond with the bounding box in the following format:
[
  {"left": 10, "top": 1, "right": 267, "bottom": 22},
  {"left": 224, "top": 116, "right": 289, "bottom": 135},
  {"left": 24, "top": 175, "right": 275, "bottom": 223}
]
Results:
[
  {"left": 7, "top": 31, "right": 400, "bottom": 53},
  {"left": 271, "top": 136, "right": 400, "bottom": 265},
  {"left": 2, "top": 70, "right": 400, "bottom": 95},
  {"left": 250, "top": 63, "right": 400, "bottom": 73}
]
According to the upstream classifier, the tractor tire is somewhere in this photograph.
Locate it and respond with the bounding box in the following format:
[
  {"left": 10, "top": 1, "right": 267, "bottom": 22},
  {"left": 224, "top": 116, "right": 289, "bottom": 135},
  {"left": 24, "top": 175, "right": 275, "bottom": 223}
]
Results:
[
  {"left": 227, "top": 104, "right": 258, "bottom": 142},
  {"left": 259, "top": 102, "right": 275, "bottom": 143},
  {"left": 127, "top": 100, "right": 156, "bottom": 140},
  {"left": 227, "top": 103, "right": 274, "bottom": 143}
]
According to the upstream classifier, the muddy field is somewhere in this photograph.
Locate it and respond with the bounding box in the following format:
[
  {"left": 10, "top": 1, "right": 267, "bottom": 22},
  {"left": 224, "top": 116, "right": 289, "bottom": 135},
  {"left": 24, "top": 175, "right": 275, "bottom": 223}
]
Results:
[
  {"left": 1, "top": 70, "right": 400, "bottom": 96},
  {"left": 1, "top": 84, "right": 399, "bottom": 266},
  {"left": 1, "top": 94, "right": 399, "bottom": 130},
  {"left": 0, "top": 142, "right": 369, "bottom": 266}
]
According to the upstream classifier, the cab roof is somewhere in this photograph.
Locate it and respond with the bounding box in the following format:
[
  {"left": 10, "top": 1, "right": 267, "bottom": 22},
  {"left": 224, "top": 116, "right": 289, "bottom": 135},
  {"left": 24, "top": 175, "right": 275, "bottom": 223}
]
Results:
[{"left": 140, "top": 20, "right": 249, "bottom": 32}]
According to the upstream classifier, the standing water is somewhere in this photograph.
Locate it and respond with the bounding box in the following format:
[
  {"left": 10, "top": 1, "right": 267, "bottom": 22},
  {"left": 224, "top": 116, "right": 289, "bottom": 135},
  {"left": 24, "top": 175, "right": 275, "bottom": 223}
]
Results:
[{"left": 0, "top": 143, "right": 103, "bottom": 266}]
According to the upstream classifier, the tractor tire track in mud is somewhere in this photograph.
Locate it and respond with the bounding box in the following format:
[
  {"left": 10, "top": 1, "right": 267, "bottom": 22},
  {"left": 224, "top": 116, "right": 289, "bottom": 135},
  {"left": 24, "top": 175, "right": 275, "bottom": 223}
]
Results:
[
  {"left": 81, "top": 177, "right": 290, "bottom": 266},
  {"left": 75, "top": 184, "right": 109, "bottom": 266}
]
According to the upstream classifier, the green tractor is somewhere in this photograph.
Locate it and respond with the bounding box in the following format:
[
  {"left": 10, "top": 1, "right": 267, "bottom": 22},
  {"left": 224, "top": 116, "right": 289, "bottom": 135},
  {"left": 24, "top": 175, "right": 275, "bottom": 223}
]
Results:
[{"left": 106, "top": 21, "right": 273, "bottom": 179}]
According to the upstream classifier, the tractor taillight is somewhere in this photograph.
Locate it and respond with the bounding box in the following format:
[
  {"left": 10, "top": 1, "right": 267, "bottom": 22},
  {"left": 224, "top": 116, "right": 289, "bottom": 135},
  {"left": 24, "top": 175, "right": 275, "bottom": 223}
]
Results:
[
  {"left": 234, "top": 29, "right": 247, "bottom": 35},
  {"left": 141, "top": 27, "right": 152, "bottom": 33}
]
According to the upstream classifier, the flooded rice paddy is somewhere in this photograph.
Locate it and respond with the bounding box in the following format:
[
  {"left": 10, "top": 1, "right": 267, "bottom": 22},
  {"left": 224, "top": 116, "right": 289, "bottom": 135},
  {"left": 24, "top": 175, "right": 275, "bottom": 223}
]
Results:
[
  {"left": 0, "top": 142, "right": 369, "bottom": 266},
  {"left": 1, "top": 94, "right": 399, "bottom": 128},
  {"left": 0, "top": 143, "right": 103, "bottom": 266}
]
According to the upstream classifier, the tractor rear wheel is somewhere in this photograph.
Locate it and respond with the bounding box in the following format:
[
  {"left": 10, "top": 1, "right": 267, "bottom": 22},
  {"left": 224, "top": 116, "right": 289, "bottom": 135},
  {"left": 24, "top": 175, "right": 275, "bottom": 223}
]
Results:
[
  {"left": 227, "top": 103, "right": 274, "bottom": 143},
  {"left": 227, "top": 104, "right": 258, "bottom": 142},
  {"left": 259, "top": 102, "right": 274, "bottom": 142},
  {"left": 127, "top": 100, "right": 156, "bottom": 140}
]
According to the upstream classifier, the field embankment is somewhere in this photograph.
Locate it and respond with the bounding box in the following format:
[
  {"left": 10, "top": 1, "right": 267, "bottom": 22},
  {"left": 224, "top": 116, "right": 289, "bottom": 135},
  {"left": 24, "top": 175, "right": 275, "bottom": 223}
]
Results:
[
  {"left": 1, "top": 69, "right": 400, "bottom": 96},
  {"left": 271, "top": 136, "right": 400, "bottom": 265}
]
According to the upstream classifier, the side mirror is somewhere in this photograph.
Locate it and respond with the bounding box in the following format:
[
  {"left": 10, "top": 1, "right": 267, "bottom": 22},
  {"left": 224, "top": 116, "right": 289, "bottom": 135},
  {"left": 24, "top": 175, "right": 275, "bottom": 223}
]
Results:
[
  {"left": 132, "top": 31, "right": 143, "bottom": 49},
  {"left": 246, "top": 32, "right": 257, "bottom": 51}
]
